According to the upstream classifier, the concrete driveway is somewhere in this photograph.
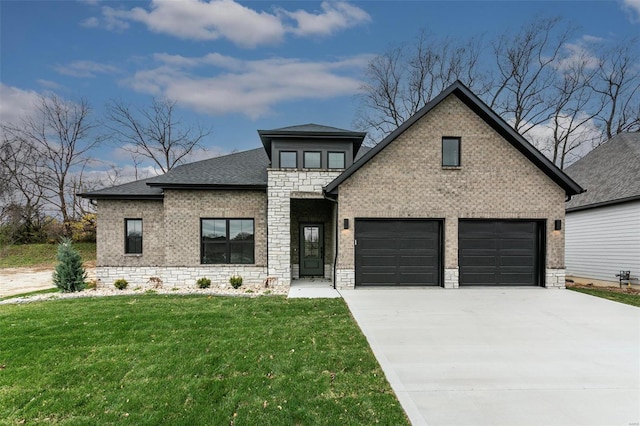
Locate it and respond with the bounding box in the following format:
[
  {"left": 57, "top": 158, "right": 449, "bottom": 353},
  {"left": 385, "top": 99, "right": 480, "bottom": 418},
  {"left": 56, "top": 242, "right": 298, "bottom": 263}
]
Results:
[{"left": 341, "top": 288, "right": 640, "bottom": 426}]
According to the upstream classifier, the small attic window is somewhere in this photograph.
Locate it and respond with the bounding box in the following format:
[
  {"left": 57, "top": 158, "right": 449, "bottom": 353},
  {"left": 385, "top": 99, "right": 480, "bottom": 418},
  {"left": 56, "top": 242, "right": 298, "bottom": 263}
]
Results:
[
  {"left": 304, "top": 151, "right": 321, "bottom": 169},
  {"left": 442, "top": 137, "right": 461, "bottom": 167},
  {"left": 280, "top": 151, "right": 297, "bottom": 168},
  {"left": 328, "top": 152, "right": 345, "bottom": 169}
]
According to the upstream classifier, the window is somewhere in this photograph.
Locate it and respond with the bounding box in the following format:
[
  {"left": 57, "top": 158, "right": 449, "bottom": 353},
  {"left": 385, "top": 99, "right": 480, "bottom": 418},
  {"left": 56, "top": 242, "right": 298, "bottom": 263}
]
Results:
[
  {"left": 201, "top": 219, "right": 254, "bottom": 264},
  {"left": 279, "top": 151, "right": 297, "bottom": 168},
  {"left": 328, "top": 152, "right": 346, "bottom": 169},
  {"left": 304, "top": 151, "right": 321, "bottom": 168},
  {"left": 442, "top": 137, "right": 461, "bottom": 167},
  {"left": 125, "top": 219, "right": 142, "bottom": 254}
]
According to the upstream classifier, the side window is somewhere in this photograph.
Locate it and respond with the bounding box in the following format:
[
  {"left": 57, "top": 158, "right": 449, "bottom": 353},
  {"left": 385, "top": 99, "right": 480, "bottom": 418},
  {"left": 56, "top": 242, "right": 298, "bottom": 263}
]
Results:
[
  {"left": 279, "top": 151, "right": 297, "bottom": 168},
  {"left": 304, "top": 151, "right": 321, "bottom": 169},
  {"left": 442, "top": 137, "right": 461, "bottom": 167},
  {"left": 201, "top": 219, "right": 255, "bottom": 264},
  {"left": 125, "top": 219, "right": 142, "bottom": 254},
  {"left": 328, "top": 152, "right": 345, "bottom": 169}
]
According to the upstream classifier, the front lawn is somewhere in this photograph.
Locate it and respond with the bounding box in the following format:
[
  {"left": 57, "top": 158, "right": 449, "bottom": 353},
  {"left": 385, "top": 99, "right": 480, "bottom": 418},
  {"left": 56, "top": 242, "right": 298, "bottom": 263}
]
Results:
[
  {"left": 567, "top": 285, "right": 640, "bottom": 307},
  {"left": 0, "top": 242, "right": 96, "bottom": 268},
  {"left": 0, "top": 295, "right": 408, "bottom": 425}
]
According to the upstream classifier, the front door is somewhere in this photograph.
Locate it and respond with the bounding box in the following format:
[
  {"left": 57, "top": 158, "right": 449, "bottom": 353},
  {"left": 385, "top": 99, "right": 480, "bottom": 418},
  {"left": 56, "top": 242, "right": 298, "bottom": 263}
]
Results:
[{"left": 300, "top": 224, "right": 324, "bottom": 276}]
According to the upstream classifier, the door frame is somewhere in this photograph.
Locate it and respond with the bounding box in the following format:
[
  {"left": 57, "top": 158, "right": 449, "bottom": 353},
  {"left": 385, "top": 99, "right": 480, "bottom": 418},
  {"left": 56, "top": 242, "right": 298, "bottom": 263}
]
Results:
[{"left": 299, "top": 223, "right": 324, "bottom": 277}]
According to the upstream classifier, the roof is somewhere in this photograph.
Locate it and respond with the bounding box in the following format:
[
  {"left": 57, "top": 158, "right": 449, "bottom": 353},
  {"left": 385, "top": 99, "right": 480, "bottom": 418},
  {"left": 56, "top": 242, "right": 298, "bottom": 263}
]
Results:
[
  {"left": 565, "top": 132, "right": 640, "bottom": 212},
  {"left": 80, "top": 148, "right": 269, "bottom": 200},
  {"left": 146, "top": 148, "right": 268, "bottom": 189},
  {"left": 258, "top": 123, "right": 366, "bottom": 159},
  {"left": 79, "top": 177, "right": 164, "bottom": 200},
  {"left": 325, "top": 80, "right": 584, "bottom": 197}
]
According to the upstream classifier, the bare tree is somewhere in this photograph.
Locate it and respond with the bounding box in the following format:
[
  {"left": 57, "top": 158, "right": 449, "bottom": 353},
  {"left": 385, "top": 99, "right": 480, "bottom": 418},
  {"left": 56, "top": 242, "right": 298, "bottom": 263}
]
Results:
[
  {"left": 1, "top": 95, "right": 102, "bottom": 232},
  {"left": 106, "top": 98, "right": 211, "bottom": 174},
  {"left": 355, "top": 31, "right": 486, "bottom": 143},
  {"left": 544, "top": 52, "right": 602, "bottom": 169},
  {"left": 590, "top": 38, "right": 640, "bottom": 139},
  {"left": 489, "top": 17, "right": 574, "bottom": 135}
]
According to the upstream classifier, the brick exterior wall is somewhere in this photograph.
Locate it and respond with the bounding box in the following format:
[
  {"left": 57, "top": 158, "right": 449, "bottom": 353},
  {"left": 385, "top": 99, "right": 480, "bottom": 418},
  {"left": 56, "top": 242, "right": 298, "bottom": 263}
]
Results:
[
  {"left": 163, "top": 189, "right": 267, "bottom": 267},
  {"left": 336, "top": 94, "right": 566, "bottom": 288},
  {"left": 95, "top": 190, "right": 269, "bottom": 288},
  {"left": 96, "top": 199, "right": 165, "bottom": 267}
]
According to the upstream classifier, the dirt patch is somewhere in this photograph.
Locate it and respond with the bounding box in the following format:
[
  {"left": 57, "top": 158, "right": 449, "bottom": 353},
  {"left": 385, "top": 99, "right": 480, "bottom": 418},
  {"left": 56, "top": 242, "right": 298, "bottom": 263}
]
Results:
[
  {"left": 566, "top": 282, "right": 640, "bottom": 295},
  {"left": 0, "top": 267, "right": 96, "bottom": 298}
]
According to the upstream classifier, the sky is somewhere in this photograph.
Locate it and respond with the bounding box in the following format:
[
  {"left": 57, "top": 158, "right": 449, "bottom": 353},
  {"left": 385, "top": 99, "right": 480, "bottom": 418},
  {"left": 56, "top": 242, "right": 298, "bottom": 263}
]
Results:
[{"left": 1, "top": 0, "right": 639, "bottom": 181}]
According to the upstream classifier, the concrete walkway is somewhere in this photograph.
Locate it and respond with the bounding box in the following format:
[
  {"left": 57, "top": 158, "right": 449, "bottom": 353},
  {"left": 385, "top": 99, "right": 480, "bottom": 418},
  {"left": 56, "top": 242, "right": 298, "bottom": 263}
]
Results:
[
  {"left": 341, "top": 288, "right": 640, "bottom": 426},
  {"left": 287, "top": 278, "right": 341, "bottom": 298}
]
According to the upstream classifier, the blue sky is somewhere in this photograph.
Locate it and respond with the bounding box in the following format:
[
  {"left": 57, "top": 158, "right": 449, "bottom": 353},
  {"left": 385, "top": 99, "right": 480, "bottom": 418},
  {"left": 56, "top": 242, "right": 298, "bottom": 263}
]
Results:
[{"left": 1, "top": 0, "right": 639, "bottom": 178}]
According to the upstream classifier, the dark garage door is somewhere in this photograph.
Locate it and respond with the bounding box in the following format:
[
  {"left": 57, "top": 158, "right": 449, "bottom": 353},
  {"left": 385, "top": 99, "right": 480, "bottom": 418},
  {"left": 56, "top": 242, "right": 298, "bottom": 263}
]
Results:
[
  {"left": 459, "top": 220, "right": 542, "bottom": 286},
  {"left": 355, "top": 219, "right": 441, "bottom": 286}
]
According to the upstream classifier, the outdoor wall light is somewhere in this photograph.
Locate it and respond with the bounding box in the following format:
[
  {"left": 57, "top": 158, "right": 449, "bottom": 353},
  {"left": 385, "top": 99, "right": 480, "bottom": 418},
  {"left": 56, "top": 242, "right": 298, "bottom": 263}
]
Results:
[
  {"left": 343, "top": 218, "right": 349, "bottom": 230},
  {"left": 554, "top": 219, "right": 562, "bottom": 231}
]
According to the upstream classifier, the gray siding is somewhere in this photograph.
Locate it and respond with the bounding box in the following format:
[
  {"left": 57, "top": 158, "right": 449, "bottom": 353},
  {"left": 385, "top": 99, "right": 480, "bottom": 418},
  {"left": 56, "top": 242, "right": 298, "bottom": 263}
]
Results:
[{"left": 566, "top": 201, "right": 640, "bottom": 282}]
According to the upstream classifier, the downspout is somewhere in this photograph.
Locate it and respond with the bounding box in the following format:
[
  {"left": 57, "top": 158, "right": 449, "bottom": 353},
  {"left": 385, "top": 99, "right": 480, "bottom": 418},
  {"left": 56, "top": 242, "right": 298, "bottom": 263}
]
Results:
[{"left": 324, "top": 191, "right": 339, "bottom": 290}]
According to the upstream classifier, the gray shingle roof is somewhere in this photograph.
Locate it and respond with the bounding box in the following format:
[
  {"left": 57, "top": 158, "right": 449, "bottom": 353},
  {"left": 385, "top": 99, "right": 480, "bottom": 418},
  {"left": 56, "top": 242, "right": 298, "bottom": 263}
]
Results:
[
  {"left": 79, "top": 177, "right": 163, "bottom": 199},
  {"left": 565, "top": 132, "right": 640, "bottom": 211},
  {"left": 270, "top": 123, "right": 355, "bottom": 133},
  {"left": 146, "top": 148, "right": 269, "bottom": 188}
]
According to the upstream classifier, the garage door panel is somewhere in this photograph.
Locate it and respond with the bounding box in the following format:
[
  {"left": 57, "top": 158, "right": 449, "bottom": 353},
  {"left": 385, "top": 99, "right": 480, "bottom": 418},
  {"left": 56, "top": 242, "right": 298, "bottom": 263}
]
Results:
[
  {"left": 459, "top": 220, "right": 541, "bottom": 286},
  {"left": 356, "top": 220, "right": 441, "bottom": 287}
]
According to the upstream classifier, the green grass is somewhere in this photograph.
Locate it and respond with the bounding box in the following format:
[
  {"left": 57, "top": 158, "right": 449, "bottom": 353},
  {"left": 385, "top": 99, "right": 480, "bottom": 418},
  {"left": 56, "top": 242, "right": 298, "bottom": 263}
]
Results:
[
  {"left": 0, "top": 295, "right": 409, "bottom": 425},
  {"left": 0, "top": 288, "right": 59, "bottom": 302},
  {"left": 0, "top": 242, "right": 96, "bottom": 268},
  {"left": 568, "top": 287, "right": 640, "bottom": 307}
]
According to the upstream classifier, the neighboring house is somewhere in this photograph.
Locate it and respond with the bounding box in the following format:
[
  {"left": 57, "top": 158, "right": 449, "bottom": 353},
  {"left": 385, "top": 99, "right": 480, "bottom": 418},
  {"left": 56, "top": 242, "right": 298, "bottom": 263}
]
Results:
[
  {"left": 564, "top": 132, "right": 640, "bottom": 285},
  {"left": 81, "top": 81, "right": 583, "bottom": 290}
]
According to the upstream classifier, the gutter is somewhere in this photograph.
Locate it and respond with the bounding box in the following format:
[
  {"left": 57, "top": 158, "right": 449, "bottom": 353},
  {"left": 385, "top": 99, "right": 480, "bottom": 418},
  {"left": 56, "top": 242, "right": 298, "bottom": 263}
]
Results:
[{"left": 323, "top": 191, "right": 339, "bottom": 290}]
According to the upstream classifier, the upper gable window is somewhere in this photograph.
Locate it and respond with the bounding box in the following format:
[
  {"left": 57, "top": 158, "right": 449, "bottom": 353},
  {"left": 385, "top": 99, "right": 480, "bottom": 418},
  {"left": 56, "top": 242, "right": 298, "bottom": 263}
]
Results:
[
  {"left": 442, "top": 137, "right": 461, "bottom": 167},
  {"left": 304, "top": 151, "right": 321, "bottom": 169},
  {"left": 280, "top": 151, "right": 297, "bottom": 168},
  {"left": 328, "top": 152, "right": 345, "bottom": 169}
]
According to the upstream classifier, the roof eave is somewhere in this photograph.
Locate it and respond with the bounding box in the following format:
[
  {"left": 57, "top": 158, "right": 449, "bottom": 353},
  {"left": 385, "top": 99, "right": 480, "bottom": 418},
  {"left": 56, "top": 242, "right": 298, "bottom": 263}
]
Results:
[
  {"left": 566, "top": 195, "right": 640, "bottom": 213},
  {"left": 78, "top": 193, "right": 164, "bottom": 201},
  {"left": 145, "top": 183, "right": 267, "bottom": 191}
]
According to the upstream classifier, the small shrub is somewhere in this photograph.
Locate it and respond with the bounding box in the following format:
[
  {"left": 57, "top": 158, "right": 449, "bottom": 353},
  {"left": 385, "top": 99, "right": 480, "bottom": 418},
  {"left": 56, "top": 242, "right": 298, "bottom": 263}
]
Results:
[
  {"left": 114, "top": 279, "right": 128, "bottom": 290},
  {"left": 86, "top": 280, "right": 97, "bottom": 290},
  {"left": 52, "top": 238, "right": 87, "bottom": 293},
  {"left": 229, "top": 275, "right": 243, "bottom": 289},
  {"left": 148, "top": 276, "right": 163, "bottom": 288},
  {"left": 197, "top": 277, "right": 211, "bottom": 289}
]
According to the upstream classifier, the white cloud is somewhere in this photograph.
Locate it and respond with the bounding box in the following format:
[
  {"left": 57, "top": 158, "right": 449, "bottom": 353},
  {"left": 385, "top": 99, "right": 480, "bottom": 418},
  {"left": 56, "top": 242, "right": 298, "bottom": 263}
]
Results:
[
  {"left": 0, "top": 84, "right": 40, "bottom": 127},
  {"left": 86, "top": 0, "right": 369, "bottom": 48},
  {"left": 37, "top": 79, "right": 62, "bottom": 90},
  {"left": 54, "top": 60, "right": 121, "bottom": 78},
  {"left": 281, "top": 1, "right": 371, "bottom": 36},
  {"left": 555, "top": 35, "right": 601, "bottom": 72},
  {"left": 122, "top": 53, "right": 372, "bottom": 118},
  {"left": 622, "top": 0, "right": 640, "bottom": 22}
]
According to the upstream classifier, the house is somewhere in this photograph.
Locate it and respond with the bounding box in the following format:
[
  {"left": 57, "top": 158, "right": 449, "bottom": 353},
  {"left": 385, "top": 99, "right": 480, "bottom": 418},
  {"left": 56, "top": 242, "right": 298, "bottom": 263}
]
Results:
[
  {"left": 564, "top": 132, "right": 640, "bottom": 285},
  {"left": 80, "top": 81, "right": 583, "bottom": 290}
]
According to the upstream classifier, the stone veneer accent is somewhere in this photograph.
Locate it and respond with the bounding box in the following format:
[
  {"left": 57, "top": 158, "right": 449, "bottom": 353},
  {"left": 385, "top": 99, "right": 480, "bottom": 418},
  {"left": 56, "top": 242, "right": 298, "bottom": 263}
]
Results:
[
  {"left": 335, "top": 94, "right": 567, "bottom": 289},
  {"left": 545, "top": 268, "right": 566, "bottom": 289},
  {"left": 96, "top": 265, "right": 267, "bottom": 289},
  {"left": 444, "top": 268, "right": 459, "bottom": 289},
  {"left": 267, "top": 169, "right": 342, "bottom": 286},
  {"left": 335, "top": 269, "right": 355, "bottom": 289}
]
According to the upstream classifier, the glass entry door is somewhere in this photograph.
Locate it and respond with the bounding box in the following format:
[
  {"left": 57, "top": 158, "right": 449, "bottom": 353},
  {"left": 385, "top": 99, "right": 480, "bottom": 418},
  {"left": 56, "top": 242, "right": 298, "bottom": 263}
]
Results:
[{"left": 300, "top": 224, "right": 324, "bottom": 276}]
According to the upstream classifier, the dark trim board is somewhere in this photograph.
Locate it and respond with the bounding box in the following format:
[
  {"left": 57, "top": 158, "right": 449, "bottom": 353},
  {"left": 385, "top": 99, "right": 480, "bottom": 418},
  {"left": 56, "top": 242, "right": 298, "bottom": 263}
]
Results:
[
  {"left": 355, "top": 219, "right": 443, "bottom": 287},
  {"left": 458, "top": 219, "right": 546, "bottom": 287}
]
